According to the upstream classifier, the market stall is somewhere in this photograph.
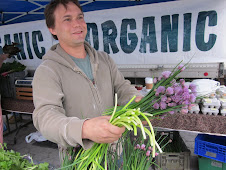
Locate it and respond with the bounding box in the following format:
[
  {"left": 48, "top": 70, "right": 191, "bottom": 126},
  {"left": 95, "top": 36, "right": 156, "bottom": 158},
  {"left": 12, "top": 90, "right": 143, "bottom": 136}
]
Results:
[{"left": 0, "top": 0, "right": 226, "bottom": 169}]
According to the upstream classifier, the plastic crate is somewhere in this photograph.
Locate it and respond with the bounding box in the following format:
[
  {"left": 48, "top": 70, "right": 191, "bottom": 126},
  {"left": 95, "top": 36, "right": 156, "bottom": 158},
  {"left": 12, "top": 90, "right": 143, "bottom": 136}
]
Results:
[
  {"left": 199, "top": 156, "right": 226, "bottom": 170},
  {"left": 194, "top": 134, "right": 226, "bottom": 163},
  {"left": 155, "top": 131, "right": 190, "bottom": 170},
  {"left": 16, "top": 87, "right": 33, "bottom": 100}
]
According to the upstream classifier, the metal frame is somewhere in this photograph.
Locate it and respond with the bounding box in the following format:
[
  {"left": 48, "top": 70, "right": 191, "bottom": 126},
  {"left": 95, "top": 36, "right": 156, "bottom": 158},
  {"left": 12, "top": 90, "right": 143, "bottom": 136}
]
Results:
[{"left": 118, "top": 62, "right": 224, "bottom": 79}]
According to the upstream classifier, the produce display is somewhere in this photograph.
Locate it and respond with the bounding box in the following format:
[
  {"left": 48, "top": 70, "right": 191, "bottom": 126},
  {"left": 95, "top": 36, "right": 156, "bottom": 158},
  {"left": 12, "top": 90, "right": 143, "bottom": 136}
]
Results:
[
  {"left": 0, "top": 42, "right": 25, "bottom": 77},
  {"left": 188, "top": 86, "right": 226, "bottom": 116},
  {"left": 0, "top": 143, "right": 49, "bottom": 170},
  {"left": 0, "top": 61, "right": 26, "bottom": 77}
]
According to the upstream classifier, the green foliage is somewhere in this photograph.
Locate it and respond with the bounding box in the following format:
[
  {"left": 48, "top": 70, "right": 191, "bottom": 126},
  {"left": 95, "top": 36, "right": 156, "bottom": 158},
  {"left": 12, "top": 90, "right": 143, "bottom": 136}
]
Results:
[
  {"left": 106, "top": 131, "right": 176, "bottom": 170},
  {"left": 107, "top": 132, "right": 155, "bottom": 170},
  {"left": 0, "top": 143, "right": 49, "bottom": 170},
  {"left": 0, "top": 61, "right": 26, "bottom": 74}
]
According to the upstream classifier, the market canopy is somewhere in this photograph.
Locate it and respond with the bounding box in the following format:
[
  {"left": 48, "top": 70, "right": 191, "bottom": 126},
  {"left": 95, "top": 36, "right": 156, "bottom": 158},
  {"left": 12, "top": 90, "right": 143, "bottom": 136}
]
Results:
[{"left": 0, "top": 0, "right": 173, "bottom": 26}]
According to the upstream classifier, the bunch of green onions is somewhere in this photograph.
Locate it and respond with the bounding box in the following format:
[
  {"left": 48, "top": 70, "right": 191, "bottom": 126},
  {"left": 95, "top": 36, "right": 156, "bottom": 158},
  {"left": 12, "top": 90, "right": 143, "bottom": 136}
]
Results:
[{"left": 61, "top": 94, "right": 162, "bottom": 170}]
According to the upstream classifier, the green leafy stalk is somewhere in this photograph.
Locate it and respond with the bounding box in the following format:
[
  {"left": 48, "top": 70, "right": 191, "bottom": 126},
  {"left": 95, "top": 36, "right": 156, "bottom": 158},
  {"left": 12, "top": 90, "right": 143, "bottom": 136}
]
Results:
[{"left": 0, "top": 143, "right": 49, "bottom": 170}]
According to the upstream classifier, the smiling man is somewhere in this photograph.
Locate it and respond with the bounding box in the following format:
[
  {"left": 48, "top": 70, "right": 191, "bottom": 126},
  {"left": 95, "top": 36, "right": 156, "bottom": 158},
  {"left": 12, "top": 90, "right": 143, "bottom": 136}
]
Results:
[{"left": 32, "top": 0, "right": 142, "bottom": 163}]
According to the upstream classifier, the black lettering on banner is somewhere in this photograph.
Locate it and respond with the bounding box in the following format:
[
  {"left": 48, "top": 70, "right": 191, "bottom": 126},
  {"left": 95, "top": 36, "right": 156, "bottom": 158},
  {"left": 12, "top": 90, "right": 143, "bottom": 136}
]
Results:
[
  {"left": 196, "top": 10, "right": 217, "bottom": 51},
  {"left": 183, "top": 13, "right": 192, "bottom": 52},
  {"left": 32, "top": 31, "right": 45, "bottom": 59},
  {"left": 120, "top": 19, "right": 138, "bottom": 54},
  {"left": 14, "top": 33, "right": 26, "bottom": 60},
  {"left": 86, "top": 23, "right": 99, "bottom": 50},
  {"left": 161, "top": 14, "right": 179, "bottom": 52},
  {"left": 101, "top": 20, "right": 119, "bottom": 54},
  {"left": 25, "top": 32, "right": 34, "bottom": 59},
  {"left": 139, "top": 16, "right": 157, "bottom": 53},
  {"left": 4, "top": 34, "right": 12, "bottom": 46},
  {"left": 84, "top": 10, "right": 217, "bottom": 55}
]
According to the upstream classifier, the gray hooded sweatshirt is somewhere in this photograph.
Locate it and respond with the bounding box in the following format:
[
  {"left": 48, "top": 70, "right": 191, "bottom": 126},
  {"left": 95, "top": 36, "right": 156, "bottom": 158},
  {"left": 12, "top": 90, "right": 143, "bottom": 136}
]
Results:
[{"left": 32, "top": 42, "right": 140, "bottom": 150}]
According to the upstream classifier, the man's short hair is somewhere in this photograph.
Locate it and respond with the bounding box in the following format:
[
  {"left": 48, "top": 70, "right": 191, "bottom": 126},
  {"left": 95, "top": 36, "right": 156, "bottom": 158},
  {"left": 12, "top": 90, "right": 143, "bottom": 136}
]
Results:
[{"left": 44, "top": 0, "right": 83, "bottom": 40}]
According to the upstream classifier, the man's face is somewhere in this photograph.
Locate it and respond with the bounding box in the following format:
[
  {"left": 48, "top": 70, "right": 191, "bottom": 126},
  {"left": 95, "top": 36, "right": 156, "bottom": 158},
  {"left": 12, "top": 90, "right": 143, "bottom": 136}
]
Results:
[{"left": 49, "top": 2, "right": 87, "bottom": 47}]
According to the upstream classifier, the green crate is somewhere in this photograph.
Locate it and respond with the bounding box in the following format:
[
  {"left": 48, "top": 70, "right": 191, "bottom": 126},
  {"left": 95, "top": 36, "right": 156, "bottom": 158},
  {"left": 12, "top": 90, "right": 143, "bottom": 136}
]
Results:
[
  {"left": 199, "top": 156, "right": 226, "bottom": 170},
  {"left": 155, "top": 152, "right": 190, "bottom": 170},
  {"left": 155, "top": 131, "right": 190, "bottom": 170}
]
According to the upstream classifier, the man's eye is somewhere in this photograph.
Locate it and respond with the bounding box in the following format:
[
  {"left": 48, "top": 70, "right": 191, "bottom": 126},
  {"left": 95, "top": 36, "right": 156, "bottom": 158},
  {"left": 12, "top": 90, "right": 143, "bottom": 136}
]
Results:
[
  {"left": 64, "top": 18, "right": 71, "bottom": 21},
  {"left": 78, "top": 16, "right": 84, "bottom": 20}
]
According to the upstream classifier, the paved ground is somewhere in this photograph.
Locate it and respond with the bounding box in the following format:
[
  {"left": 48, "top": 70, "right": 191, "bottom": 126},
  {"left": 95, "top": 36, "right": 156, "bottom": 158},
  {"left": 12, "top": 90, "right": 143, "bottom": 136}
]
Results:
[
  {"left": 3, "top": 115, "right": 60, "bottom": 169},
  {"left": 3, "top": 114, "right": 199, "bottom": 169}
]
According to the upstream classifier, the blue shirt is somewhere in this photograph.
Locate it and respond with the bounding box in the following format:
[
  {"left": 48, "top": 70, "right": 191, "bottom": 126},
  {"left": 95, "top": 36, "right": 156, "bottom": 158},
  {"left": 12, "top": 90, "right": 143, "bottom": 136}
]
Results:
[{"left": 70, "top": 53, "right": 94, "bottom": 81}]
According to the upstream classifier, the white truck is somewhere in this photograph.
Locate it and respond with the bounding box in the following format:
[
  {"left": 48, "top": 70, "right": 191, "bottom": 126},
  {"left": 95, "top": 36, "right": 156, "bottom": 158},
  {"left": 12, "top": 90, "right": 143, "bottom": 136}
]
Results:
[{"left": 0, "top": 0, "right": 225, "bottom": 84}]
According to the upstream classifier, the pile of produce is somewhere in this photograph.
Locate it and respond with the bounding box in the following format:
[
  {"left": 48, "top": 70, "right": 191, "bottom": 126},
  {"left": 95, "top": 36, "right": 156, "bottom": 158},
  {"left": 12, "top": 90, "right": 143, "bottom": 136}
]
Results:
[
  {"left": 0, "top": 143, "right": 49, "bottom": 170},
  {"left": 0, "top": 61, "right": 26, "bottom": 77}
]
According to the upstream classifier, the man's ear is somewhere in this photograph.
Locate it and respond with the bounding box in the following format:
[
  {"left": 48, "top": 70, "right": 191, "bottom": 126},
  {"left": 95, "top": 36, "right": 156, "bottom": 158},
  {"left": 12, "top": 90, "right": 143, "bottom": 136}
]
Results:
[{"left": 49, "top": 28, "right": 56, "bottom": 36}]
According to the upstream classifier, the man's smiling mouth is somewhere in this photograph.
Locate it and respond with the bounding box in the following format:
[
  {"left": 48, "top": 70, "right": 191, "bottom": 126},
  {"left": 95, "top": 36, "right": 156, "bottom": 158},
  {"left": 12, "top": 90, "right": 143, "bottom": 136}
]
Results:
[{"left": 73, "top": 31, "right": 83, "bottom": 34}]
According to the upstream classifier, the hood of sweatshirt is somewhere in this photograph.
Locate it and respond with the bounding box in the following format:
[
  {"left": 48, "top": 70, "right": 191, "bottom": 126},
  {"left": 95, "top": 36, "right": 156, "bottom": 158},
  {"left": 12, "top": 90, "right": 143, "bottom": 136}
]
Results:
[{"left": 42, "top": 41, "right": 99, "bottom": 76}]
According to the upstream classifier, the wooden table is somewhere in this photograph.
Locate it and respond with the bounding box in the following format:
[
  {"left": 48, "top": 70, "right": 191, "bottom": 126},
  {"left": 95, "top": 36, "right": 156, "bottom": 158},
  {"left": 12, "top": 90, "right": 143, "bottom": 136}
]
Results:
[
  {"left": 145, "top": 112, "right": 226, "bottom": 136},
  {"left": 1, "top": 97, "right": 34, "bottom": 144}
]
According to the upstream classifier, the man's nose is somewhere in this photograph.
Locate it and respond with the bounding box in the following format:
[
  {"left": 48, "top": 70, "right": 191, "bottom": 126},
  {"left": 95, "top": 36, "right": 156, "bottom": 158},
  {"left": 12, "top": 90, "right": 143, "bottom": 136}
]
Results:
[{"left": 72, "top": 19, "right": 80, "bottom": 27}]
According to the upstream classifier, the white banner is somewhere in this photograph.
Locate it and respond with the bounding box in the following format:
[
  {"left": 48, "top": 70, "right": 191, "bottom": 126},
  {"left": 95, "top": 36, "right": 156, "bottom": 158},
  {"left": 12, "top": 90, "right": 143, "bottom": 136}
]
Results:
[
  {"left": 0, "top": 0, "right": 225, "bottom": 70},
  {"left": 0, "top": 20, "right": 52, "bottom": 70}
]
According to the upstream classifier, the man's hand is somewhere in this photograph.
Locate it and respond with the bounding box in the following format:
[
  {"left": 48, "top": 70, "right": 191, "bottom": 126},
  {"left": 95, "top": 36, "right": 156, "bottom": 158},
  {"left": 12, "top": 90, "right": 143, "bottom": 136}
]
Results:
[
  {"left": 0, "top": 54, "right": 10, "bottom": 68},
  {"left": 134, "top": 95, "right": 143, "bottom": 103},
  {"left": 82, "top": 116, "right": 125, "bottom": 143},
  {"left": 0, "top": 54, "right": 10, "bottom": 61}
]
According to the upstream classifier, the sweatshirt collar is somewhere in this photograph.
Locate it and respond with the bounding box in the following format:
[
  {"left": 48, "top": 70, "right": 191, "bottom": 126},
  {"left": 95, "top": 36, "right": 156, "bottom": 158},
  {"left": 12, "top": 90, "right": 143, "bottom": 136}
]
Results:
[{"left": 43, "top": 42, "right": 99, "bottom": 74}]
